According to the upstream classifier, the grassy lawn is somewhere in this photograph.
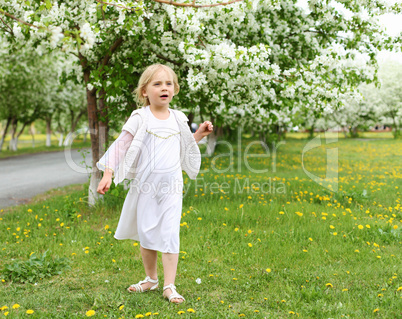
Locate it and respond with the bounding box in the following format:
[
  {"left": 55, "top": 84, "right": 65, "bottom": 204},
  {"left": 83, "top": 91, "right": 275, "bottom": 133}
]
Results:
[
  {"left": 0, "top": 136, "right": 401, "bottom": 318},
  {"left": 0, "top": 134, "right": 91, "bottom": 159}
]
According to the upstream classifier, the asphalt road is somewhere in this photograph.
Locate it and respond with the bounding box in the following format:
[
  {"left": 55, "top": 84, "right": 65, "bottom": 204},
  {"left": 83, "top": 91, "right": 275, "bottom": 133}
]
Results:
[{"left": 0, "top": 149, "right": 92, "bottom": 209}]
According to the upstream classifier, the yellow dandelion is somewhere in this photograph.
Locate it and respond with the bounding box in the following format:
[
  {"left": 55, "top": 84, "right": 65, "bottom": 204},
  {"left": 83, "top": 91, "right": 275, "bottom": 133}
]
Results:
[
  {"left": 119, "top": 305, "right": 124, "bottom": 310},
  {"left": 295, "top": 211, "right": 303, "bottom": 217},
  {"left": 28, "top": 209, "right": 32, "bottom": 213},
  {"left": 177, "top": 311, "right": 185, "bottom": 315},
  {"left": 393, "top": 225, "right": 398, "bottom": 229},
  {"left": 326, "top": 283, "right": 333, "bottom": 288},
  {"left": 239, "top": 204, "right": 244, "bottom": 208},
  {"left": 303, "top": 249, "right": 308, "bottom": 252},
  {"left": 342, "top": 289, "right": 348, "bottom": 292},
  {"left": 358, "top": 225, "right": 364, "bottom": 230},
  {"left": 12, "top": 304, "right": 20, "bottom": 309},
  {"left": 254, "top": 310, "right": 260, "bottom": 313},
  {"left": 86, "top": 310, "right": 95, "bottom": 317},
  {"left": 309, "top": 238, "right": 313, "bottom": 241},
  {"left": 373, "top": 308, "right": 379, "bottom": 313},
  {"left": 198, "top": 217, "right": 202, "bottom": 221},
  {"left": 376, "top": 256, "right": 381, "bottom": 259},
  {"left": 333, "top": 232, "right": 337, "bottom": 236},
  {"left": 135, "top": 315, "right": 145, "bottom": 318},
  {"left": 234, "top": 228, "right": 239, "bottom": 231},
  {"left": 279, "top": 211, "right": 284, "bottom": 215},
  {"left": 26, "top": 310, "right": 34, "bottom": 315},
  {"left": 330, "top": 225, "right": 335, "bottom": 229},
  {"left": 133, "top": 243, "right": 138, "bottom": 246},
  {"left": 248, "top": 243, "right": 253, "bottom": 247},
  {"left": 1, "top": 306, "right": 8, "bottom": 311},
  {"left": 266, "top": 268, "right": 272, "bottom": 273},
  {"left": 145, "top": 312, "right": 152, "bottom": 316},
  {"left": 366, "top": 225, "right": 370, "bottom": 228},
  {"left": 187, "top": 308, "right": 195, "bottom": 313},
  {"left": 239, "top": 314, "right": 245, "bottom": 317},
  {"left": 289, "top": 311, "right": 295, "bottom": 315}
]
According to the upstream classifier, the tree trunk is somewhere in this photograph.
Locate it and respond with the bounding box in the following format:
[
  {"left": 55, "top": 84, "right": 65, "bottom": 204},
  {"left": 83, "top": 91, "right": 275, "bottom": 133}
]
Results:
[
  {"left": 206, "top": 126, "right": 223, "bottom": 156},
  {"left": 309, "top": 124, "right": 315, "bottom": 139},
  {"left": 98, "top": 88, "right": 109, "bottom": 155},
  {"left": 9, "top": 118, "right": 18, "bottom": 151},
  {"left": 187, "top": 112, "right": 194, "bottom": 130},
  {"left": 58, "top": 133, "right": 64, "bottom": 146},
  {"left": 83, "top": 127, "right": 88, "bottom": 142},
  {"left": 46, "top": 118, "right": 52, "bottom": 147},
  {"left": 30, "top": 123, "right": 36, "bottom": 147},
  {"left": 0, "top": 116, "right": 12, "bottom": 152},
  {"left": 86, "top": 87, "right": 101, "bottom": 206}
]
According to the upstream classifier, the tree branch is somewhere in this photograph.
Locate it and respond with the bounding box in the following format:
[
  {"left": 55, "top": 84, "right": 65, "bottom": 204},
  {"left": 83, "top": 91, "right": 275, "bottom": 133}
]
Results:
[
  {"left": 100, "top": 36, "right": 124, "bottom": 68},
  {"left": 0, "top": 15, "right": 14, "bottom": 35},
  {"left": 155, "top": 53, "right": 182, "bottom": 66},
  {"left": 0, "top": 9, "right": 43, "bottom": 30},
  {"left": 96, "top": 0, "right": 243, "bottom": 9}
]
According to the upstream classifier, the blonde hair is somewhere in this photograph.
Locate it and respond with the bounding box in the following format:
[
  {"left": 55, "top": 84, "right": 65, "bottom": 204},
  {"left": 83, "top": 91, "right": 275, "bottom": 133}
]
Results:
[{"left": 135, "top": 64, "right": 180, "bottom": 106}]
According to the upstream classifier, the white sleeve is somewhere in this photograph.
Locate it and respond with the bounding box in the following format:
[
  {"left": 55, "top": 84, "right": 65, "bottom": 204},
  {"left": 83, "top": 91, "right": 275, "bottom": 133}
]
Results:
[{"left": 96, "top": 130, "right": 133, "bottom": 174}]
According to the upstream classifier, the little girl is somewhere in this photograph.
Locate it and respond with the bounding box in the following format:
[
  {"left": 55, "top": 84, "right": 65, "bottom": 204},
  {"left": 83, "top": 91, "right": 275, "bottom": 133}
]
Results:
[{"left": 96, "top": 64, "right": 213, "bottom": 303}]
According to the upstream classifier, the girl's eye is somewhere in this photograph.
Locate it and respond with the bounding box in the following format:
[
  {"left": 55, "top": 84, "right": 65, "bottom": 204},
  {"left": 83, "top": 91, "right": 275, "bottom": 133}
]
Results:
[
  {"left": 154, "top": 83, "right": 160, "bottom": 86},
  {"left": 167, "top": 83, "right": 172, "bottom": 86}
]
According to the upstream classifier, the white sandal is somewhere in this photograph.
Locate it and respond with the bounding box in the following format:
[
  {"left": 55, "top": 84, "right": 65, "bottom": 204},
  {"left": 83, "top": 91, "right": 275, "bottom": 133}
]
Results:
[
  {"left": 127, "top": 276, "right": 159, "bottom": 293},
  {"left": 163, "top": 283, "right": 185, "bottom": 303}
]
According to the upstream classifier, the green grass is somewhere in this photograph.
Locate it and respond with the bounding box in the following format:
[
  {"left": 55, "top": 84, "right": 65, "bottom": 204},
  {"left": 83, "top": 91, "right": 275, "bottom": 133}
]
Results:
[
  {"left": 0, "top": 137, "right": 401, "bottom": 318},
  {"left": 0, "top": 134, "right": 91, "bottom": 159}
]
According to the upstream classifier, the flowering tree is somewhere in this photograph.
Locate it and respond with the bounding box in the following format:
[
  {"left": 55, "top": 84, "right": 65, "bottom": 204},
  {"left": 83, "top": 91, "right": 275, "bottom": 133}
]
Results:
[{"left": 1, "top": 0, "right": 401, "bottom": 203}]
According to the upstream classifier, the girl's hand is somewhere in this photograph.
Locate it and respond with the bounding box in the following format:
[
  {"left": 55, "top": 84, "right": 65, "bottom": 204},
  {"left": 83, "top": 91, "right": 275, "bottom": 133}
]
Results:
[
  {"left": 97, "top": 171, "right": 113, "bottom": 194},
  {"left": 197, "top": 121, "right": 213, "bottom": 137}
]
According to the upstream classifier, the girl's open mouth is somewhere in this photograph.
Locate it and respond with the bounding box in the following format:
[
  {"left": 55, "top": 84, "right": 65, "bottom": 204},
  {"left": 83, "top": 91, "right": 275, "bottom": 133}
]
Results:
[{"left": 160, "top": 94, "right": 169, "bottom": 98}]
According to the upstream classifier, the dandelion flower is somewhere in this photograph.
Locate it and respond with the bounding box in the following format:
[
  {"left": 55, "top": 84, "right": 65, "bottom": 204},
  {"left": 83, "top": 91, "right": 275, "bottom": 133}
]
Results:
[
  {"left": 326, "top": 283, "right": 333, "bottom": 288},
  {"left": 309, "top": 238, "right": 313, "bottom": 241},
  {"left": 26, "top": 310, "right": 34, "bottom": 315},
  {"left": 295, "top": 211, "right": 303, "bottom": 217},
  {"left": 239, "top": 204, "right": 244, "bottom": 208},
  {"left": 86, "top": 310, "right": 95, "bottom": 317},
  {"left": 234, "top": 228, "right": 239, "bottom": 231},
  {"left": 397, "top": 287, "right": 402, "bottom": 291},
  {"left": 330, "top": 225, "right": 335, "bottom": 229},
  {"left": 145, "top": 312, "right": 152, "bottom": 316},
  {"left": 135, "top": 315, "right": 145, "bottom": 318},
  {"left": 342, "top": 289, "right": 348, "bottom": 292},
  {"left": 358, "top": 225, "right": 364, "bottom": 230},
  {"left": 187, "top": 308, "right": 195, "bottom": 313},
  {"left": 119, "top": 305, "right": 124, "bottom": 310},
  {"left": 248, "top": 243, "right": 253, "bottom": 247},
  {"left": 12, "top": 304, "right": 20, "bottom": 309},
  {"left": 373, "top": 308, "right": 379, "bottom": 313},
  {"left": 197, "top": 217, "right": 202, "bottom": 221},
  {"left": 266, "top": 268, "right": 271, "bottom": 273},
  {"left": 366, "top": 225, "right": 370, "bottom": 228},
  {"left": 279, "top": 211, "right": 284, "bottom": 215},
  {"left": 177, "top": 311, "right": 185, "bottom": 315}
]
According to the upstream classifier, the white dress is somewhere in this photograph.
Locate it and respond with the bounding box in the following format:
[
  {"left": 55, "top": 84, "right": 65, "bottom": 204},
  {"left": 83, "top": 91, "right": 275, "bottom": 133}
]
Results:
[
  {"left": 134, "top": 106, "right": 183, "bottom": 253},
  {"left": 98, "top": 106, "right": 183, "bottom": 253}
]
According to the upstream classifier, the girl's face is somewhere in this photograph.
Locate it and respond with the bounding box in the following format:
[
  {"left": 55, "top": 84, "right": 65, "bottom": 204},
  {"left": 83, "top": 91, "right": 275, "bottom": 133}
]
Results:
[{"left": 143, "top": 69, "right": 175, "bottom": 108}]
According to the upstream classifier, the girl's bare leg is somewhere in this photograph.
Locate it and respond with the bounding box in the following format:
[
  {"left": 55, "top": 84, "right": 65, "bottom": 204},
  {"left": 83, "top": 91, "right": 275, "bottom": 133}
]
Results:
[
  {"left": 128, "top": 245, "right": 158, "bottom": 291},
  {"left": 162, "top": 252, "right": 183, "bottom": 303}
]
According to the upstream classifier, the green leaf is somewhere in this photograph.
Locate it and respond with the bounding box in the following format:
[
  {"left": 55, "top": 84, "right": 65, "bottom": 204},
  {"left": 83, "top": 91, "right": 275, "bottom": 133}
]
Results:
[{"left": 46, "top": 0, "right": 52, "bottom": 10}]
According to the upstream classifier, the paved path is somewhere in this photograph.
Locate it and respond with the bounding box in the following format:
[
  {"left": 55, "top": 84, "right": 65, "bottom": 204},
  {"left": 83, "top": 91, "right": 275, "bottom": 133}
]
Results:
[{"left": 0, "top": 149, "right": 92, "bottom": 209}]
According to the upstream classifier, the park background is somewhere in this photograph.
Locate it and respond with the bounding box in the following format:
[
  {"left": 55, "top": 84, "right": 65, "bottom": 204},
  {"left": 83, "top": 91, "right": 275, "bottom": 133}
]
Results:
[{"left": 1, "top": 0, "right": 402, "bottom": 318}]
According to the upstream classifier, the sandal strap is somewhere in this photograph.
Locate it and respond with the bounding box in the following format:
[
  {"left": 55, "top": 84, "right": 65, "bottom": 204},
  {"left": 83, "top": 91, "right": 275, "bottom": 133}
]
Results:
[
  {"left": 163, "top": 283, "right": 185, "bottom": 302},
  {"left": 128, "top": 276, "right": 159, "bottom": 292},
  {"left": 143, "top": 276, "right": 158, "bottom": 284}
]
